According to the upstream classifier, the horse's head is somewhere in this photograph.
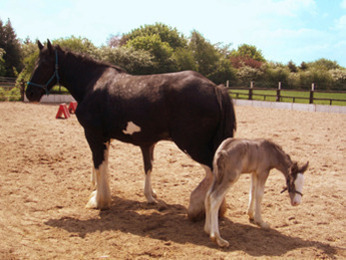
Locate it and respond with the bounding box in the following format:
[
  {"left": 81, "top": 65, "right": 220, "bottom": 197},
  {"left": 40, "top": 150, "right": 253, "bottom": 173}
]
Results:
[
  {"left": 26, "top": 40, "right": 60, "bottom": 102},
  {"left": 284, "top": 161, "right": 309, "bottom": 206}
]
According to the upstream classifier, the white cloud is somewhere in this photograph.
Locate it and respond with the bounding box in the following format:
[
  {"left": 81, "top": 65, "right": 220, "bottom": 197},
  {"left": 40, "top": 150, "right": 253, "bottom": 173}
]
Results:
[
  {"left": 335, "top": 15, "right": 346, "bottom": 30},
  {"left": 341, "top": 0, "right": 346, "bottom": 9}
]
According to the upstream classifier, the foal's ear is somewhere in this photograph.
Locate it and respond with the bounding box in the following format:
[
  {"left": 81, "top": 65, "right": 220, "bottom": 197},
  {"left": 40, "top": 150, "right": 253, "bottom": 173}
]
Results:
[
  {"left": 299, "top": 161, "right": 309, "bottom": 173},
  {"left": 291, "top": 162, "right": 298, "bottom": 173},
  {"left": 38, "top": 40, "right": 44, "bottom": 50},
  {"left": 47, "top": 39, "right": 53, "bottom": 53}
]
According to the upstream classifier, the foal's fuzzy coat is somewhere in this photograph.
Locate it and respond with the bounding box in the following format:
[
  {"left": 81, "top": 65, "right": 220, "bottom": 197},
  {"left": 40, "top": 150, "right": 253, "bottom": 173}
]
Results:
[{"left": 204, "top": 138, "right": 309, "bottom": 247}]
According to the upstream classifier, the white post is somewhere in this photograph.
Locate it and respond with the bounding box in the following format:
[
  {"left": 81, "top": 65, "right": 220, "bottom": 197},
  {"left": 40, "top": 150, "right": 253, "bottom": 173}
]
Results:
[
  {"left": 250, "top": 81, "right": 254, "bottom": 89},
  {"left": 226, "top": 80, "right": 229, "bottom": 88},
  {"left": 278, "top": 82, "right": 281, "bottom": 90}
]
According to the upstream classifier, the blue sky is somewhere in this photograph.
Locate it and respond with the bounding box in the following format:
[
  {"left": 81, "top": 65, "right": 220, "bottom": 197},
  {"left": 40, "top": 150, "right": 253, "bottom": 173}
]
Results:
[{"left": 1, "top": 0, "right": 345, "bottom": 67}]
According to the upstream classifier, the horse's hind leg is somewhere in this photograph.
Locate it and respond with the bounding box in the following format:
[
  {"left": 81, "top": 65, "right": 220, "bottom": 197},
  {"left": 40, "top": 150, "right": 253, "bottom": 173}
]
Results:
[
  {"left": 206, "top": 179, "right": 232, "bottom": 247},
  {"left": 85, "top": 133, "right": 111, "bottom": 210},
  {"left": 188, "top": 165, "right": 227, "bottom": 221},
  {"left": 140, "top": 144, "right": 157, "bottom": 204}
]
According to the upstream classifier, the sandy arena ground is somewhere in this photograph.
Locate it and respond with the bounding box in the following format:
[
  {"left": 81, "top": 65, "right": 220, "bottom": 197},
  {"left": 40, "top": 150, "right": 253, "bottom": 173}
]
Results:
[{"left": 0, "top": 102, "right": 345, "bottom": 259}]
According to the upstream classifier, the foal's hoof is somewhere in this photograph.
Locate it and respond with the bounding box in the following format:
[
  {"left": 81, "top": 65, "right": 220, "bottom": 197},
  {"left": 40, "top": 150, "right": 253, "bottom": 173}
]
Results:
[
  {"left": 211, "top": 234, "right": 230, "bottom": 248},
  {"left": 251, "top": 219, "right": 270, "bottom": 229}
]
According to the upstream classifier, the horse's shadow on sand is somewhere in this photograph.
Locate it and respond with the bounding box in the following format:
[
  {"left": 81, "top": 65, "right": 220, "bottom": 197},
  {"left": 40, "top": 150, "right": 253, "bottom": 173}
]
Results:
[{"left": 45, "top": 196, "right": 337, "bottom": 258}]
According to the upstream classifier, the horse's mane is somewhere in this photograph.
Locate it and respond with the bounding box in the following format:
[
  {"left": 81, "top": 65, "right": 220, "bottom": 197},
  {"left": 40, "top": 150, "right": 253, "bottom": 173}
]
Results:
[
  {"left": 56, "top": 45, "right": 127, "bottom": 74},
  {"left": 265, "top": 139, "right": 292, "bottom": 166}
]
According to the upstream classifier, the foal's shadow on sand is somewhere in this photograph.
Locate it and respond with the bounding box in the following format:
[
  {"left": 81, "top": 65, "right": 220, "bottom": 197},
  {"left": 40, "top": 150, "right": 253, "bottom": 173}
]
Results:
[{"left": 45, "top": 196, "right": 337, "bottom": 258}]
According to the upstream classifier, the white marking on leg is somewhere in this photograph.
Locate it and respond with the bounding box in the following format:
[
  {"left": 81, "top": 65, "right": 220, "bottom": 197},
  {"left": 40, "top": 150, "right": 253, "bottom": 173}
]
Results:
[
  {"left": 247, "top": 173, "right": 256, "bottom": 220},
  {"left": 123, "top": 121, "right": 141, "bottom": 135},
  {"left": 254, "top": 181, "right": 269, "bottom": 229},
  {"left": 210, "top": 191, "right": 230, "bottom": 247},
  {"left": 144, "top": 169, "right": 157, "bottom": 203},
  {"left": 86, "top": 143, "right": 111, "bottom": 209},
  {"left": 204, "top": 189, "right": 212, "bottom": 235},
  {"left": 292, "top": 173, "right": 304, "bottom": 205}
]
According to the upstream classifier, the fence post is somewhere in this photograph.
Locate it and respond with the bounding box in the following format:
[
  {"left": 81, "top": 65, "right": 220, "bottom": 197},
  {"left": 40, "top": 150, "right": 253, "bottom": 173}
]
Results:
[
  {"left": 226, "top": 80, "right": 229, "bottom": 88},
  {"left": 276, "top": 82, "right": 281, "bottom": 102},
  {"left": 249, "top": 81, "right": 253, "bottom": 100},
  {"left": 309, "top": 83, "right": 315, "bottom": 104}
]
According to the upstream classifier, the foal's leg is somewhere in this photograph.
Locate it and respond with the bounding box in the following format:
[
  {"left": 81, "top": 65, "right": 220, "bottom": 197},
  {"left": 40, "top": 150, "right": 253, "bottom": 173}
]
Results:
[
  {"left": 140, "top": 144, "right": 157, "bottom": 204},
  {"left": 85, "top": 133, "right": 112, "bottom": 210},
  {"left": 253, "top": 171, "right": 270, "bottom": 229},
  {"left": 247, "top": 173, "right": 257, "bottom": 221},
  {"left": 206, "top": 177, "right": 235, "bottom": 248}
]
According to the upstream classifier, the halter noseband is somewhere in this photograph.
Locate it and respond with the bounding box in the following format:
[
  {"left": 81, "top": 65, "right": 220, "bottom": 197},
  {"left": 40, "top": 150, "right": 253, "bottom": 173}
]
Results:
[
  {"left": 280, "top": 187, "right": 303, "bottom": 197},
  {"left": 27, "top": 49, "right": 60, "bottom": 95}
]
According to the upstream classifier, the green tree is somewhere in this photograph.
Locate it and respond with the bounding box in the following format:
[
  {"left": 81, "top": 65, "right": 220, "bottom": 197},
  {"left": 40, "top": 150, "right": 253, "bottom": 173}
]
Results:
[
  {"left": 122, "top": 23, "right": 187, "bottom": 50},
  {"left": 0, "top": 48, "right": 6, "bottom": 76},
  {"left": 53, "top": 36, "right": 100, "bottom": 60},
  {"left": 307, "top": 58, "right": 340, "bottom": 71},
  {"left": 287, "top": 60, "right": 298, "bottom": 73},
  {"left": 98, "top": 46, "right": 154, "bottom": 75},
  {"left": 231, "top": 44, "right": 266, "bottom": 62},
  {"left": 125, "top": 34, "right": 177, "bottom": 73},
  {"left": 188, "top": 31, "right": 219, "bottom": 77},
  {"left": 0, "top": 18, "right": 22, "bottom": 76},
  {"left": 172, "top": 47, "right": 197, "bottom": 71}
]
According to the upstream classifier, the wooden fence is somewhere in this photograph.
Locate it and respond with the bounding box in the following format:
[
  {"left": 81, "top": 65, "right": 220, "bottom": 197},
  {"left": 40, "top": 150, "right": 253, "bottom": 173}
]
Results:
[
  {"left": 0, "top": 76, "right": 16, "bottom": 88},
  {"left": 228, "top": 82, "right": 346, "bottom": 106}
]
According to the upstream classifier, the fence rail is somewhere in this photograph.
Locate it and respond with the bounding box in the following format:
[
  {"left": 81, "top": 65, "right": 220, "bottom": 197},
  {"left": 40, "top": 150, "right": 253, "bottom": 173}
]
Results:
[
  {"left": 228, "top": 82, "right": 346, "bottom": 106},
  {"left": 0, "top": 76, "right": 16, "bottom": 88}
]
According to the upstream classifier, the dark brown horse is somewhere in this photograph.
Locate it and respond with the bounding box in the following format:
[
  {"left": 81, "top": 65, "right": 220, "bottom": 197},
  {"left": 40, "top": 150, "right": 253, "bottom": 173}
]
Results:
[{"left": 26, "top": 40, "right": 236, "bottom": 220}]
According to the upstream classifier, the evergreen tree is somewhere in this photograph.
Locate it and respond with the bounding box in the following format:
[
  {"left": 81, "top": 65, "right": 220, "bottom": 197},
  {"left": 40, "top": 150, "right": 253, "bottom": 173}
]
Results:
[{"left": 0, "top": 18, "right": 22, "bottom": 76}]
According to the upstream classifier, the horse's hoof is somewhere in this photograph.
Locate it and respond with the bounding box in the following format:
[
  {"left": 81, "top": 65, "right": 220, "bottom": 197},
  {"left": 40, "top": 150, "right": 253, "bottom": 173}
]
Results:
[
  {"left": 260, "top": 222, "right": 270, "bottom": 229},
  {"left": 254, "top": 219, "right": 270, "bottom": 229},
  {"left": 216, "top": 237, "right": 230, "bottom": 248},
  {"left": 85, "top": 191, "right": 110, "bottom": 210},
  {"left": 211, "top": 234, "right": 229, "bottom": 247}
]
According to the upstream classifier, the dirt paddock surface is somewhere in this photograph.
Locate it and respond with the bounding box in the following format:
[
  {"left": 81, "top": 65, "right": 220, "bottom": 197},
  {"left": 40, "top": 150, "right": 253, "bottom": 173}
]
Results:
[{"left": 0, "top": 102, "right": 345, "bottom": 259}]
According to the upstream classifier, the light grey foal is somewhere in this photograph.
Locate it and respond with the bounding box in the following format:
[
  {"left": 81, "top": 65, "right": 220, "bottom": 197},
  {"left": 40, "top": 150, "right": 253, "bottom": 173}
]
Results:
[{"left": 204, "top": 138, "right": 309, "bottom": 247}]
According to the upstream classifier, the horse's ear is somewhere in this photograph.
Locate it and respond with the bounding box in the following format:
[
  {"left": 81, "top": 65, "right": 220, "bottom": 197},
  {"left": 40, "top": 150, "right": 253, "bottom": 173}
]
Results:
[
  {"left": 299, "top": 161, "right": 309, "bottom": 173},
  {"left": 38, "top": 40, "right": 44, "bottom": 50},
  {"left": 291, "top": 162, "right": 298, "bottom": 173},
  {"left": 47, "top": 39, "right": 53, "bottom": 53}
]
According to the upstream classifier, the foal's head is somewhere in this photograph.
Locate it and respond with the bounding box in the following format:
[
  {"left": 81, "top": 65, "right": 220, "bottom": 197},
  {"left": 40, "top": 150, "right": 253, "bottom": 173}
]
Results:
[{"left": 283, "top": 161, "right": 309, "bottom": 206}]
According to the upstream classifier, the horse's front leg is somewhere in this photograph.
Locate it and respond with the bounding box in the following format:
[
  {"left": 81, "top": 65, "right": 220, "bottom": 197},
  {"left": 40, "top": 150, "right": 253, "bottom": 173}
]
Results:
[
  {"left": 253, "top": 171, "right": 270, "bottom": 229},
  {"left": 247, "top": 172, "right": 257, "bottom": 221},
  {"left": 85, "top": 133, "right": 112, "bottom": 210},
  {"left": 140, "top": 144, "right": 157, "bottom": 204}
]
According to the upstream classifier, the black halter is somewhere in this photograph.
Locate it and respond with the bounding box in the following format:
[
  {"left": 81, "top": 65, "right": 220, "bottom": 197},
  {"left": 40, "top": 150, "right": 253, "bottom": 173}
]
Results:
[
  {"left": 280, "top": 187, "right": 303, "bottom": 196},
  {"left": 27, "top": 49, "right": 60, "bottom": 95}
]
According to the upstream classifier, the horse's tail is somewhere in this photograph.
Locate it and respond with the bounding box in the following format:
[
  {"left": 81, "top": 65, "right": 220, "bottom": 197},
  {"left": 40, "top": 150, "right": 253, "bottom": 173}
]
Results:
[{"left": 213, "top": 84, "right": 236, "bottom": 156}]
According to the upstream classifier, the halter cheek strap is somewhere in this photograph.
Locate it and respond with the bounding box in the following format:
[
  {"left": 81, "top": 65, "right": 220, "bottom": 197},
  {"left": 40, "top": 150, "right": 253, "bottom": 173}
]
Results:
[{"left": 27, "top": 49, "right": 60, "bottom": 95}]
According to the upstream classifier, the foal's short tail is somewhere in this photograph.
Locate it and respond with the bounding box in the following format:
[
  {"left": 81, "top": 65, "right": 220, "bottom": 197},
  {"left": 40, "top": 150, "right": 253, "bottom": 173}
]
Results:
[{"left": 213, "top": 84, "right": 236, "bottom": 154}]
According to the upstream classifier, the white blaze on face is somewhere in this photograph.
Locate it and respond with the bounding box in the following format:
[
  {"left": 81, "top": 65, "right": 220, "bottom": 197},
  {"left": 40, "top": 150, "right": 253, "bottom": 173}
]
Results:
[
  {"left": 123, "top": 121, "right": 141, "bottom": 135},
  {"left": 292, "top": 173, "right": 304, "bottom": 205}
]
